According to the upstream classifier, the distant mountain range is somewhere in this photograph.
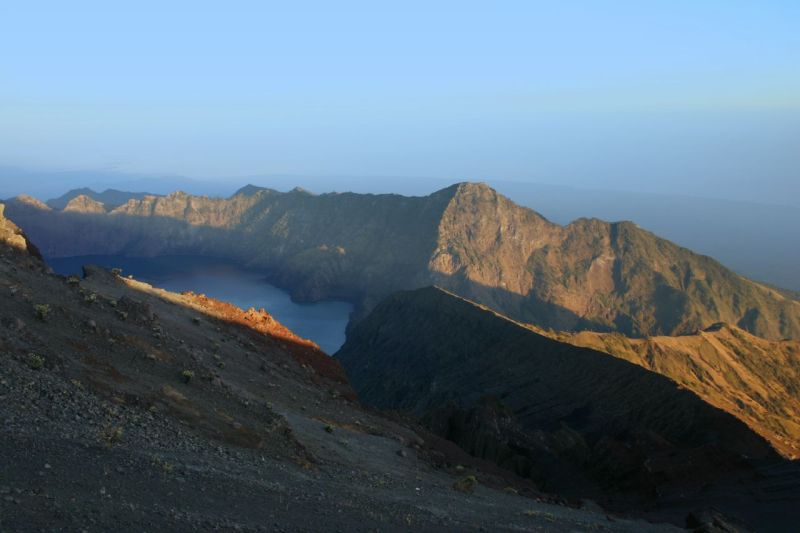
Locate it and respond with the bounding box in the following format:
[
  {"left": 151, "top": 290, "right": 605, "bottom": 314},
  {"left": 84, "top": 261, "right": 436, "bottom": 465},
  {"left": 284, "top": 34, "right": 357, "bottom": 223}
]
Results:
[
  {"left": 5, "top": 182, "right": 799, "bottom": 341},
  {"left": 2, "top": 166, "right": 798, "bottom": 290},
  {"left": 46, "top": 188, "right": 151, "bottom": 210}
]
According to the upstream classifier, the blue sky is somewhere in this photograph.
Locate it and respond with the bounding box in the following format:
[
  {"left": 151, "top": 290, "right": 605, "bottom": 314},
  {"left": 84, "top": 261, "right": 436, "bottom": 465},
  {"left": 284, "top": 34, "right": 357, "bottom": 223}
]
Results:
[{"left": 1, "top": 1, "right": 798, "bottom": 204}]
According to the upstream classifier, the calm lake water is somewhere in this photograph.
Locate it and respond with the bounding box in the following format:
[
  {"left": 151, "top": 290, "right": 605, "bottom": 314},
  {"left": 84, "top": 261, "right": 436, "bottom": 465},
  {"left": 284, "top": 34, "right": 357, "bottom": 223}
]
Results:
[{"left": 47, "top": 255, "right": 353, "bottom": 354}]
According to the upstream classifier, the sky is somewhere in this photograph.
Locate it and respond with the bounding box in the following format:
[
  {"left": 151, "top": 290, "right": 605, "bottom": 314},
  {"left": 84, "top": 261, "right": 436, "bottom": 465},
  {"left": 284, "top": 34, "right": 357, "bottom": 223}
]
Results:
[{"left": 1, "top": 1, "right": 798, "bottom": 205}]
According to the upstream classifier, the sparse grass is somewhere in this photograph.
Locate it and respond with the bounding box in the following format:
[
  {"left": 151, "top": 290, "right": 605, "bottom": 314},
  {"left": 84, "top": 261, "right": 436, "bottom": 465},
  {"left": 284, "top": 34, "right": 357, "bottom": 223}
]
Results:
[
  {"left": 452, "top": 475, "right": 478, "bottom": 494},
  {"left": 522, "top": 510, "right": 556, "bottom": 522},
  {"left": 101, "top": 426, "right": 124, "bottom": 448},
  {"left": 181, "top": 370, "right": 195, "bottom": 383},
  {"left": 27, "top": 353, "right": 44, "bottom": 370},
  {"left": 34, "top": 304, "right": 50, "bottom": 321},
  {"left": 152, "top": 456, "right": 174, "bottom": 473}
]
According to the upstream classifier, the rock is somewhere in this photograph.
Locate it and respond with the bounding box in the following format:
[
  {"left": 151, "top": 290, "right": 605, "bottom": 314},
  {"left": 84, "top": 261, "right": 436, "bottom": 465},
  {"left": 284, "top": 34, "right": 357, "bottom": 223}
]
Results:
[{"left": 685, "top": 508, "right": 752, "bottom": 532}]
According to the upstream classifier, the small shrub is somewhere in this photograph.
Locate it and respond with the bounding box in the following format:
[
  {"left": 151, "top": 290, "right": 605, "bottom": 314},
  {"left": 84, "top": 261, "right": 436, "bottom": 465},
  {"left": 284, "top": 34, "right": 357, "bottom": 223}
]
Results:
[
  {"left": 181, "top": 370, "right": 194, "bottom": 383},
  {"left": 101, "top": 426, "right": 124, "bottom": 448},
  {"left": 522, "top": 510, "right": 556, "bottom": 522},
  {"left": 34, "top": 304, "right": 50, "bottom": 321},
  {"left": 27, "top": 353, "right": 44, "bottom": 370},
  {"left": 453, "top": 475, "right": 478, "bottom": 494},
  {"left": 152, "top": 456, "right": 174, "bottom": 473},
  {"left": 66, "top": 276, "right": 81, "bottom": 286},
  {"left": 191, "top": 317, "right": 201, "bottom": 325},
  {"left": 324, "top": 424, "right": 334, "bottom": 434},
  {"left": 84, "top": 293, "right": 97, "bottom": 304},
  {"left": 111, "top": 268, "right": 123, "bottom": 276}
]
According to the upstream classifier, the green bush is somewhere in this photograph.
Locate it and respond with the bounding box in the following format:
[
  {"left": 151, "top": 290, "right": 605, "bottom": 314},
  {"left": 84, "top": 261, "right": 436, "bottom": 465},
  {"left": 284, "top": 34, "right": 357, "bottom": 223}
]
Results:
[
  {"left": 181, "top": 370, "right": 195, "bottom": 383},
  {"left": 34, "top": 304, "right": 50, "bottom": 321},
  {"left": 453, "top": 475, "right": 478, "bottom": 494},
  {"left": 101, "top": 426, "right": 124, "bottom": 448},
  {"left": 27, "top": 353, "right": 44, "bottom": 370}
]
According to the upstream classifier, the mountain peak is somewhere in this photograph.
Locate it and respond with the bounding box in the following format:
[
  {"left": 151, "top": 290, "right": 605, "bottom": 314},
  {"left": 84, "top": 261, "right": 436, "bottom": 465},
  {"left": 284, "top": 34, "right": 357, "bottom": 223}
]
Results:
[
  {"left": 13, "top": 194, "right": 51, "bottom": 211},
  {"left": 233, "top": 184, "right": 268, "bottom": 197},
  {"left": 64, "top": 194, "right": 106, "bottom": 214},
  {"left": 446, "top": 181, "right": 496, "bottom": 197}
]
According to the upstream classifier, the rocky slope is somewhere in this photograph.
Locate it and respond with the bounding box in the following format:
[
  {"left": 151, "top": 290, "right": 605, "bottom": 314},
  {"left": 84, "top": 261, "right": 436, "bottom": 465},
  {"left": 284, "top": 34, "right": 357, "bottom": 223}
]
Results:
[
  {"left": 0, "top": 203, "right": 43, "bottom": 260},
  {"left": 0, "top": 208, "right": 672, "bottom": 531},
  {"left": 6, "top": 183, "right": 800, "bottom": 340},
  {"left": 536, "top": 324, "right": 800, "bottom": 459},
  {"left": 63, "top": 194, "right": 107, "bottom": 214},
  {"left": 336, "top": 286, "right": 800, "bottom": 528}
]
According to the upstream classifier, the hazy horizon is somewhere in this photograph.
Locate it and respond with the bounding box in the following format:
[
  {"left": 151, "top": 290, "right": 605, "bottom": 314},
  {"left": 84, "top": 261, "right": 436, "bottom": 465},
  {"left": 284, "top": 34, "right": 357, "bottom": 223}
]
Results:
[{"left": 2, "top": 2, "right": 799, "bottom": 206}]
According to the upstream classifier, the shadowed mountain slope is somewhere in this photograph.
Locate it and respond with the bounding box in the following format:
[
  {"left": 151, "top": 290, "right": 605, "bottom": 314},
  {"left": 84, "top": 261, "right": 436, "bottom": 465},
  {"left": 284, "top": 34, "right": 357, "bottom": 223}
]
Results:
[
  {"left": 6, "top": 183, "right": 799, "bottom": 340},
  {"left": 336, "top": 286, "right": 798, "bottom": 525}
]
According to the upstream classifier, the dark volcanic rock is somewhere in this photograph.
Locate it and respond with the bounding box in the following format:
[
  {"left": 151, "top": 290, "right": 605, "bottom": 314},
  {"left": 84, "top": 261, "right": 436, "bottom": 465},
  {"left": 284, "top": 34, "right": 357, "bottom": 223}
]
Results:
[{"left": 336, "top": 287, "right": 784, "bottom": 510}]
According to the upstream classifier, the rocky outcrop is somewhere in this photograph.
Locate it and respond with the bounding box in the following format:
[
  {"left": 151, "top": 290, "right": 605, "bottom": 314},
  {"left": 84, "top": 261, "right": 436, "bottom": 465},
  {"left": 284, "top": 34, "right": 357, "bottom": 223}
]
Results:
[
  {"left": 63, "top": 194, "right": 106, "bottom": 214},
  {"left": 0, "top": 202, "right": 43, "bottom": 260},
  {"left": 336, "top": 287, "right": 780, "bottom": 503},
  {"left": 7, "top": 183, "right": 800, "bottom": 339}
]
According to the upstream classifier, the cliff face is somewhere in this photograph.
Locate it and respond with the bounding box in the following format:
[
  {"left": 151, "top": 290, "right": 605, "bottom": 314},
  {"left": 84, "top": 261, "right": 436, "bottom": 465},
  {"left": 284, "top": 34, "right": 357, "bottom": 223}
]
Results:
[
  {"left": 335, "top": 287, "right": 780, "bottom": 503},
  {"left": 7, "top": 183, "right": 800, "bottom": 339},
  {"left": 0, "top": 203, "right": 43, "bottom": 260}
]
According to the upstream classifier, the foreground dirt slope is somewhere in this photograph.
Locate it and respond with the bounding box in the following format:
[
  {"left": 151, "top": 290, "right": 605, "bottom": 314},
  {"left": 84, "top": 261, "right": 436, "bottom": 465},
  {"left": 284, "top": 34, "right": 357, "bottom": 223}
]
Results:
[
  {"left": 337, "top": 286, "right": 800, "bottom": 530},
  {"left": 6, "top": 182, "right": 800, "bottom": 340},
  {"left": 539, "top": 324, "right": 800, "bottom": 459},
  {"left": 0, "top": 211, "right": 672, "bottom": 531}
]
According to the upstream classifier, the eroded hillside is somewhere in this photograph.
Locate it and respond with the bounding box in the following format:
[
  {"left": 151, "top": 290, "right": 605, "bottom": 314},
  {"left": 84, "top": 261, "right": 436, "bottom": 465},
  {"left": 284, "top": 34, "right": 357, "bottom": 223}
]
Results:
[{"left": 537, "top": 324, "right": 800, "bottom": 459}]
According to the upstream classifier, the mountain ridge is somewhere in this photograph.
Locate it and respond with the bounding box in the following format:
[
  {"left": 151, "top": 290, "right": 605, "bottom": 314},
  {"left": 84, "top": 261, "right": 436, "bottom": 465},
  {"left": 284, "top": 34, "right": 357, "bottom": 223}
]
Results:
[{"left": 6, "top": 182, "right": 799, "bottom": 340}]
